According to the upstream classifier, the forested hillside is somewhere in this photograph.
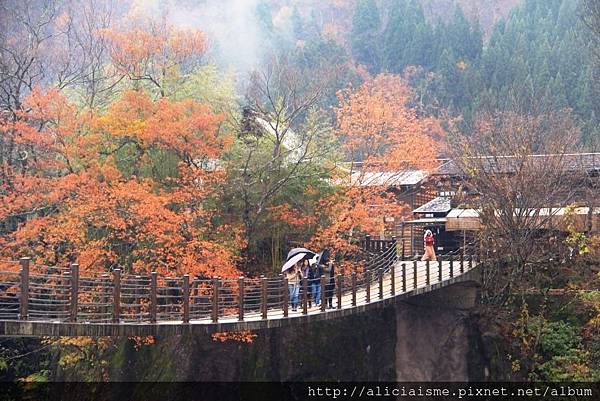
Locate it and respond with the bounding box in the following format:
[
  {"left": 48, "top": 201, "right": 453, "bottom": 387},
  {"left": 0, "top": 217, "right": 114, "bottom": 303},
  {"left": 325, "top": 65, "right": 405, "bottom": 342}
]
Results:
[{"left": 252, "top": 0, "right": 597, "bottom": 142}]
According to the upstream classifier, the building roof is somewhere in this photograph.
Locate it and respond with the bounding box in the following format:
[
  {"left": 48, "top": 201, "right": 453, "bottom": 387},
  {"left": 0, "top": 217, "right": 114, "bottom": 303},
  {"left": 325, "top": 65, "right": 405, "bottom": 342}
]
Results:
[
  {"left": 413, "top": 196, "right": 451, "bottom": 214},
  {"left": 435, "top": 153, "right": 600, "bottom": 176},
  {"left": 350, "top": 170, "right": 427, "bottom": 187},
  {"left": 403, "top": 217, "right": 447, "bottom": 224}
]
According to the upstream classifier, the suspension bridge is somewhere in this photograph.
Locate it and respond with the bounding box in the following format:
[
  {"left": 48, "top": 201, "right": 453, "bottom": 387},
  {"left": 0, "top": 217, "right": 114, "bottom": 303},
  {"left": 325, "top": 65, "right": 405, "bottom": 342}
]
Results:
[{"left": 0, "top": 238, "right": 481, "bottom": 336}]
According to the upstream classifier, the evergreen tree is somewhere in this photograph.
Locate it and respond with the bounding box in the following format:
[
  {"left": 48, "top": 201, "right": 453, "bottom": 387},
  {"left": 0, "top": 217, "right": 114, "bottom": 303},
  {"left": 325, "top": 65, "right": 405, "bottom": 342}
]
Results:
[{"left": 351, "top": 0, "right": 381, "bottom": 72}]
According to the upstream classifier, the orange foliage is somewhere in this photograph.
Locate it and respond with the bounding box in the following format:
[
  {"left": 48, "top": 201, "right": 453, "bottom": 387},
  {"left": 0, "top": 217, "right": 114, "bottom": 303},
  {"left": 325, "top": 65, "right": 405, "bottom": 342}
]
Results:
[
  {"left": 0, "top": 88, "right": 241, "bottom": 279},
  {"left": 211, "top": 330, "right": 257, "bottom": 343},
  {"left": 310, "top": 74, "right": 443, "bottom": 251},
  {"left": 102, "top": 19, "right": 206, "bottom": 96},
  {"left": 267, "top": 204, "right": 316, "bottom": 227}
]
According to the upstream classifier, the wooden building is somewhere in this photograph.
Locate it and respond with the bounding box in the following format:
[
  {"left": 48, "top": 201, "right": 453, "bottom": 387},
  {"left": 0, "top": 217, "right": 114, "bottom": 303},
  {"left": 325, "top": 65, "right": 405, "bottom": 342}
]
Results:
[{"left": 388, "top": 153, "right": 600, "bottom": 258}]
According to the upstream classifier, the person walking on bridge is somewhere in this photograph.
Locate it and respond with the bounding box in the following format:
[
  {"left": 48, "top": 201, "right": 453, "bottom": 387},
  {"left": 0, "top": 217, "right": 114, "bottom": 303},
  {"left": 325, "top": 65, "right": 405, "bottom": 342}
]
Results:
[
  {"left": 310, "top": 260, "right": 323, "bottom": 307},
  {"left": 421, "top": 229, "right": 437, "bottom": 261},
  {"left": 284, "top": 261, "right": 302, "bottom": 311},
  {"left": 324, "top": 261, "right": 335, "bottom": 309}
]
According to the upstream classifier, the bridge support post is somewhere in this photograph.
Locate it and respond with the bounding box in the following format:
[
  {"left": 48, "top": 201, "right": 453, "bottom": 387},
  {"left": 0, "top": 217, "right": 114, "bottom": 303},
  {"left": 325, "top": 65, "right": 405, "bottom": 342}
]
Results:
[
  {"left": 378, "top": 268, "right": 383, "bottom": 299},
  {"left": 302, "top": 277, "right": 308, "bottom": 315},
  {"left": 282, "top": 277, "right": 289, "bottom": 317},
  {"left": 390, "top": 262, "right": 395, "bottom": 296},
  {"left": 69, "top": 263, "right": 79, "bottom": 322},
  {"left": 438, "top": 259, "right": 442, "bottom": 282},
  {"left": 112, "top": 269, "right": 121, "bottom": 323},
  {"left": 351, "top": 269, "right": 357, "bottom": 306},
  {"left": 320, "top": 275, "right": 326, "bottom": 312},
  {"left": 460, "top": 253, "right": 464, "bottom": 274},
  {"left": 413, "top": 261, "right": 417, "bottom": 289},
  {"left": 426, "top": 261, "right": 430, "bottom": 286},
  {"left": 238, "top": 277, "right": 245, "bottom": 321},
  {"left": 19, "top": 257, "right": 30, "bottom": 321},
  {"left": 402, "top": 263, "right": 406, "bottom": 292},
  {"left": 449, "top": 255, "right": 454, "bottom": 278},
  {"left": 365, "top": 269, "right": 371, "bottom": 303},
  {"left": 260, "top": 276, "right": 267, "bottom": 320},
  {"left": 469, "top": 255, "right": 473, "bottom": 271},
  {"left": 150, "top": 272, "right": 157, "bottom": 323},
  {"left": 336, "top": 275, "right": 342, "bottom": 309},
  {"left": 183, "top": 275, "right": 190, "bottom": 323},
  {"left": 366, "top": 235, "right": 371, "bottom": 252}
]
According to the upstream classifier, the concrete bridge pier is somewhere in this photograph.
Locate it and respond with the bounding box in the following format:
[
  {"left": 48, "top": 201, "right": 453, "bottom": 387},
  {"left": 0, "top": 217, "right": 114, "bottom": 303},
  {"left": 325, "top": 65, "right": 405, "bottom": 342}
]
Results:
[{"left": 394, "top": 281, "right": 481, "bottom": 381}]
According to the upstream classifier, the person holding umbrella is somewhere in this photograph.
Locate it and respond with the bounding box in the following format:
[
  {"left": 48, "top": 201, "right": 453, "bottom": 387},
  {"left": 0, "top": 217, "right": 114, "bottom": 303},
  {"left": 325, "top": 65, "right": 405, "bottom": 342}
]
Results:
[
  {"left": 281, "top": 248, "right": 316, "bottom": 312},
  {"left": 284, "top": 261, "right": 302, "bottom": 311}
]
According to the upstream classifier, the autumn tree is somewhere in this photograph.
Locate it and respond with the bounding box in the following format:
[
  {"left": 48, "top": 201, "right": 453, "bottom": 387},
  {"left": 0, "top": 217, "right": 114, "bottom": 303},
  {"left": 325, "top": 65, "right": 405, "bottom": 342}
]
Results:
[
  {"left": 102, "top": 17, "right": 206, "bottom": 98},
  {"left": 225, "top": 54, "right": 341, "bottom": 272},
  {"left": 450, "top": 110, "right": 584, "bottom": 305},
  {"left": 311, "top": 74, "right": 442, "bottom": 251},
  {"left": 0, "top": 86, "right": 240, "bottom": 279}
]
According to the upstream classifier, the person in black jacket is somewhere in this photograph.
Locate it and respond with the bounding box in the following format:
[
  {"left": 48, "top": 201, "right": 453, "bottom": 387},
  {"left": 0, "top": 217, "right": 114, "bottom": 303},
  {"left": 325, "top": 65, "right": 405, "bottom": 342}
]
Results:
[
  {"left": 323, "top": 261, "right": 335, "bottom": 309},
  {"left": 310, "top": 260, "right": 323, "bottom": 306},
  {"left": 300, "top": 259, "right": 312, "bottom": 308}
]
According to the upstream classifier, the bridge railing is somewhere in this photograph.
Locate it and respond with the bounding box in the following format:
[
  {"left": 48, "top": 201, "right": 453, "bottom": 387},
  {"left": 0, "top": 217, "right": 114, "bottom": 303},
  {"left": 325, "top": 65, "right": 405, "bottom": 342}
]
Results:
[{"left": 0, "top": 244, "right": 479, "bottom": 325}]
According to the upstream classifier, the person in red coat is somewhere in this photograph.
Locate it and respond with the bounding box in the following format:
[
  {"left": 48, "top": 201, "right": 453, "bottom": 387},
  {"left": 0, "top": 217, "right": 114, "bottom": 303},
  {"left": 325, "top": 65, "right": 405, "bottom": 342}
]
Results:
[{"left": 421, "top": 229, "right": 437, "bottom": 261}]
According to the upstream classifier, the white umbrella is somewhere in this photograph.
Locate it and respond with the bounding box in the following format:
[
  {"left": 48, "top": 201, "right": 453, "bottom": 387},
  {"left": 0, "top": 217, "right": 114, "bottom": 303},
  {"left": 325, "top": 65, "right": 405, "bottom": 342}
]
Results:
[{"left": 281, "top": 252, "right": 305, "bottom": 272}]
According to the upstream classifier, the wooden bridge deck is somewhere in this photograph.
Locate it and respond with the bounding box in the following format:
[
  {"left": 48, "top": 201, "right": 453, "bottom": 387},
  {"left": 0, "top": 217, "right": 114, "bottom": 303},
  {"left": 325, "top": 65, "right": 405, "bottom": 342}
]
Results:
[{"left": 0, "top": 255, "right": 480, "bottom": 337}]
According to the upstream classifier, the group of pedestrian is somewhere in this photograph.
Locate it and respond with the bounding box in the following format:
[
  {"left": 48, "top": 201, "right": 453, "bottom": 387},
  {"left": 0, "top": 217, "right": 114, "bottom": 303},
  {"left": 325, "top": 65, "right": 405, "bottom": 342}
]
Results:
[{"left": 284, "top": 257, "right": 335, "bottom": 311}]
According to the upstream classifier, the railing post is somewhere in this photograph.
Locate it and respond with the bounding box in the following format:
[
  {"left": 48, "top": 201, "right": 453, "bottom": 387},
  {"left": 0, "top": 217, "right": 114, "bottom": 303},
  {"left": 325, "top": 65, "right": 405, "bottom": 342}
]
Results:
[
  {"left": 260, "top": 275, "right": 267, "bottom": 320},
  {"left": 438, "top": 259, "right": 443, "bottom": 282},
  {"left": 101, "top": 273, "right": 109, "bottom": 322},
  {"left": 402, "top": 263, "right": 407, "bottom": 292},
  {"left": 302, "top": 277, "right": 308, "bottom": 315},
  {"left": 150, "top": 272, "right": 157, "bottom": 323},
  {"left": 336, "top": 274, "right": 342, "bottom": 309},
  {"left": 401, "top": 239, "right": 406, "bottom": 260},
  {"left": 69, "top": 263, "right": 79, "bottom": 322},
  {"left": 282, "top": 277, "right": 289, "bottom": 317},
  {"left": 426, "top": 260, "right": 430, "bottom": 286},
  {"left": 238, "top": 276, "right": 245, "bottom": 321},
  {"left": 378, "top": 268, "right": 384, "bottom": 299},
  {"left": 366, "top": 269, "right": 371, "bottom": 303},
  {"left": 460, "top": 253, "right": 465, "bottom": 274},
  {"left": 19, "top": 257, "right": 30, "bottom": 321},
  {"left": 112, "top": 269, "right": 121, "bottom": 323},
  {"left": 320, "top": 275, "right": 326, "bottom": 312},
  {"left": 211, "top": 278, "right": 219, "bottom": 322},
  {"left": 351, "top": 269, "right": 357, "bottom": 306},
  {"left": 61, "top": 271, "right": 69, "bottom": 318},
  {"left": 182, "top": 274, "right": 190, "bottom": 323},
  {"left": 390, "top": 262, "right": 395, "bottom": 296},
  {"left": 366, "top": 234, "right": 371, "bottom": 252},
  {"left": 449, "top": 255, "right": 454, "bottom": 278},
  {"left": 469, "top": 255, "right": 473, "bottom": 271},
  {"left": 413, "top": 260, "right": 417, "bottom": 289}
]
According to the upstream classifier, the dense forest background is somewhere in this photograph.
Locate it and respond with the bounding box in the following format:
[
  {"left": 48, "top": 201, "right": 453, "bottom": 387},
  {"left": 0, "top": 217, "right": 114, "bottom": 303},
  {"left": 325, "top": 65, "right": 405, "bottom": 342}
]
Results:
[{"left": 247, "top": 0, "right": 597, "bottom": 141}]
